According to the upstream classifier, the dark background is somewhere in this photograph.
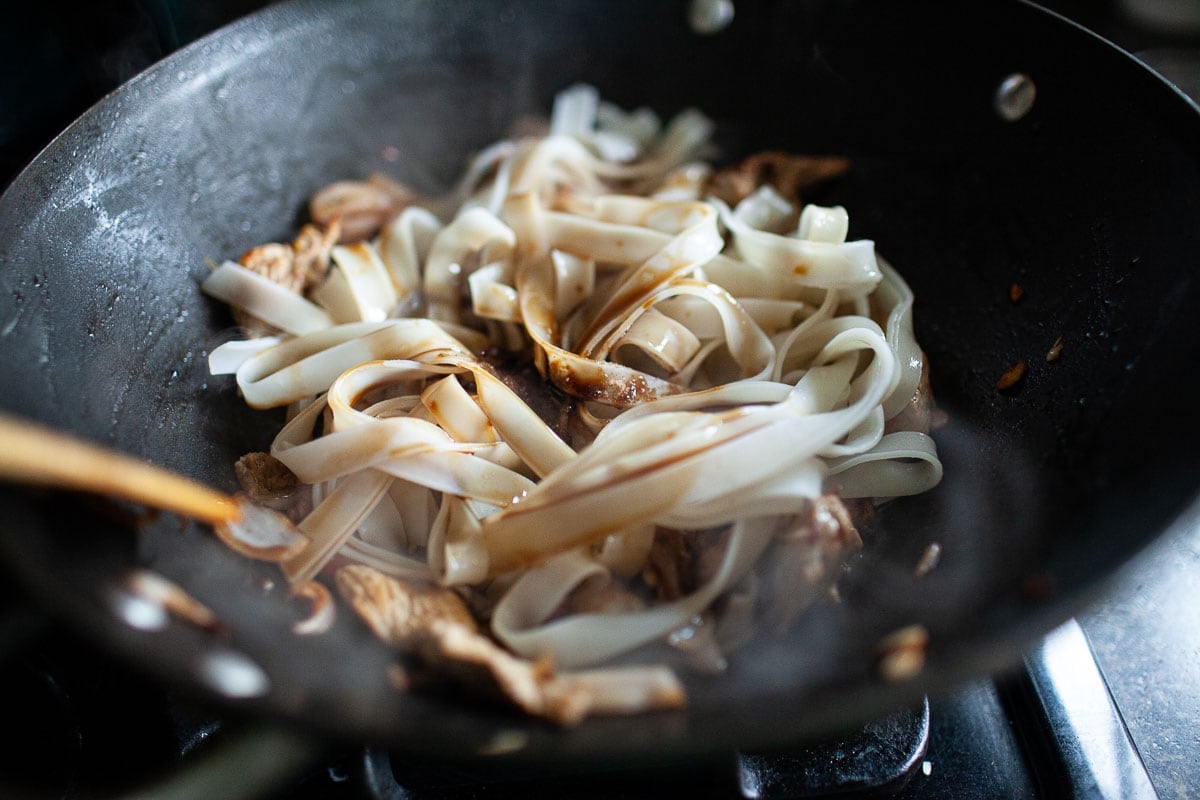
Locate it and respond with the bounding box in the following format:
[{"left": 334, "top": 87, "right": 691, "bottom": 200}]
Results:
[
  {"left": 1, "top": 0, "right": 1197, "bottom": 189},
  {"left": 0, "top": 1, "right": 269, "bottom": 185}
]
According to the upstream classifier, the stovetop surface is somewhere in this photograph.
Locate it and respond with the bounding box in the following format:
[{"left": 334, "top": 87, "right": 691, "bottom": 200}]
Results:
[
  {"left": 1, "top": 1, "right": 1199, "bottom": 797},
  {"left": 1080, "top": 512, "right": 1200, "bottom": 798}
]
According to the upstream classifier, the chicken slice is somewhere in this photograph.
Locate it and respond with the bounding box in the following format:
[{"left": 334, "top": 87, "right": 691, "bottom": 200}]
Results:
[{"left": 335, "top": 564, "right": 685, "bottom": 726}]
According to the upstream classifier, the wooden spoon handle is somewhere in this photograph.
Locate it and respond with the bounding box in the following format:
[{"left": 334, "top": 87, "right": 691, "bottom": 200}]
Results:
[{"left": 0, "top": 414, "right": 240, "bottom": 525}]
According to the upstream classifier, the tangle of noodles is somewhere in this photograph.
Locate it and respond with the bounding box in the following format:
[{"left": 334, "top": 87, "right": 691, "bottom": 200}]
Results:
[{"left": 203, "top": 84, "right": 943, "bottom": 673}]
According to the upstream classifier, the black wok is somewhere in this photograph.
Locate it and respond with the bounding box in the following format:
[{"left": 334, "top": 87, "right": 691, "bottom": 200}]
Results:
[{"left": 1, "top": 0, "right": 1198, "bottom": 762}]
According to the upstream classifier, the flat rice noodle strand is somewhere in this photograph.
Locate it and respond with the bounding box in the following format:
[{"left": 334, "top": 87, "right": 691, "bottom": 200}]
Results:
[
  {"left": 825, "top": 431, "right": 943, "bottom": 498},
  {"left": 274, "top": 418, "right": 534, "bottom": 506},
  {"left": 516, "top": 251, "right": 681, "bottom": 408},
  {"left": 236, "top": 320, "right": 474, "bottom": 408},
  {"left": 491, "top": 516, "right": 776, "bottom": 668},
  {"left": 201, "top": 261, "right": 334, "bottom": 336},
  {"left": 876, "top": 258, "right": 924, "bottom": 420},
  {"left": 595, "top": 278, "right": 774, "bottom": 383},
  {"left": 283, "top": 469, "right": 393, "bottom": 583},
  {"left": 473, "top": 344, "right": 888, "bottom": 577}
]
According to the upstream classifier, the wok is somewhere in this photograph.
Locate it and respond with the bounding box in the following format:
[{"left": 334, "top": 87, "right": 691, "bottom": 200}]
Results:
[{"left": 1, "top": 0, "right": 1198, "bottom": 762}]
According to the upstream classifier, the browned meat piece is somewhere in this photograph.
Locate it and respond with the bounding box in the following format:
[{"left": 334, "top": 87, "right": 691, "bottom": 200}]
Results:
[
  {"left": 435, "top": 626, "right": 688, "bottom": 725},
  {"left": 547, "top": 666, "right": 685, "bottom": 718},
  {"left": 335, "top": 564, "right": 685, "bottom": 726},
  {"left": 236, "top": 221, "right": 336, "bottom": 294},
  {"left": 335, "top": 563, "right": 477, "bottom": 647},
  {"left": 240, "top": 243, "right": 302, "bottom": 292},
  {"left": 567, "top": 575, "right": 645, "bottom": 615},
  {"left": 291, "top": 221, "right": 339, "bottom": 293},
  {"left": 705, "top": 152, "right": 851, "bottom": 207},
  {"left": 334, "top": 565, "right": 576, "bottom": 715},
  {"left": 693, "top": 527, "right": 733, "bottom": 586},
  {"left": 642, "top": 528, "right": 696, "bottom": 601},
  {"left": 885, "top": 351, "right": 935, "bottom": 435},
  {"left": 234, "top": 452, "right": 300, "bottom": 510},
  {"left": 427, "top": 623, "right": 593, "bottom": 726},
  {"left": 309, "top": 173, "right": 419, "bottom": 243},
  {"left": 758, "top": 494, "right": 863, "bottom": 632},
  {"left": 231, "top": 243, "right": 298, "bottom": 336},
  {"left": 230, "top": 222, "right": 339, "bottom": 336}
]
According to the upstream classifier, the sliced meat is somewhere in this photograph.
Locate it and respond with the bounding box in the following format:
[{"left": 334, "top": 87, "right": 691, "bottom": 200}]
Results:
[
  {"left": 706, "top": 152, "right": 851, "bottom": 207},
  {"left": 240, "top": 243, "right": 302, "bottom": 292},
  {"left": 642, "top": 528, "right": 695, "bottom": 602},
  {"left": 309, "top": 173, "right": 419, "bottom": 243},
  {"left": 566, "top": 574, "right": 645, "bottom": 615},
  {"left": 334, "top": 564, "right": 686, "bottom": 726},
  {"left": 335, "top": 563, "right": 476, "bottom": 647},
  {"left": 758, "top": 494, "right": 863, "bottom": 632},
  {"left": 234, "top": 452, "right": 300, "bottom": 511},
  {"left": 230, "top": 222, "right": 339, "bottom": 336},
  {"left": 291, "top": 221, "right": 339, "bottom": 294}
]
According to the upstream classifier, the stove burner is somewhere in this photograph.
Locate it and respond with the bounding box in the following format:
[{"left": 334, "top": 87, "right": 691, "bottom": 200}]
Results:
[
  {"left": 0, "top": 623, "right": 179, "bottom": 798},
  {"left": 737, "top": 700, "right": 930, "bottom": 797}
]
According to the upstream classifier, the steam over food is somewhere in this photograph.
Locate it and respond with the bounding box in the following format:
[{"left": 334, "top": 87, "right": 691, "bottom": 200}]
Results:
[{"left": 202, "top": 84, "right": 943, "bottom": 723}]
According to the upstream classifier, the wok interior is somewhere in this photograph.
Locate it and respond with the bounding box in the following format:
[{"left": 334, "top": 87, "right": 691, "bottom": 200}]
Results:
[{"left": 1, "top": 0, "right": 1199, "bottom": 756}]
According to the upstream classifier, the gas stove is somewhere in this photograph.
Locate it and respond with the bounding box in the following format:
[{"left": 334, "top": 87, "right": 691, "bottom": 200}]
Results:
[{"left": 1, "top": 2, "right": 1198, "bottom": 798}]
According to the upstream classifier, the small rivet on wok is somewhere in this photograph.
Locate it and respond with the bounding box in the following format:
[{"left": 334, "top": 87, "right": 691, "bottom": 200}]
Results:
[
  {"left": 689, "top": 0, "right": 735, "bottom": 34},
  {"left": 995, "top": 73, "right": 1036, "bottom": 122},
  {"left": 197, "top": 649, "right": 271, "bottom": 698}
]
